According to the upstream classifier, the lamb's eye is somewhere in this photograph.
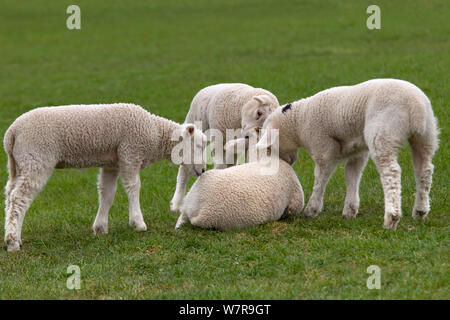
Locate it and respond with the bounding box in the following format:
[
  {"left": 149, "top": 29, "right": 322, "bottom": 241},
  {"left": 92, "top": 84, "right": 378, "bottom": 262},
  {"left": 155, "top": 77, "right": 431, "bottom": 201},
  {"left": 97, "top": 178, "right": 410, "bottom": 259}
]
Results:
[{"left": 256, "top": 110, "right": 263, "bottom": 118}]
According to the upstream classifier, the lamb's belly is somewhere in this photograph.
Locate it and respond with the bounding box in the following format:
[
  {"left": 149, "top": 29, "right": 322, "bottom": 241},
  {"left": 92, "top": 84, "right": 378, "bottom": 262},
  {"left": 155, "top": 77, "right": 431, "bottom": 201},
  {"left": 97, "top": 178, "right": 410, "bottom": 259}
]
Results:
[
  {"left": 56, "top": 151, "right": 118, "bottom": 169},
  {"left": 340, "top": 136, "right": 368, "bottom": 158}
]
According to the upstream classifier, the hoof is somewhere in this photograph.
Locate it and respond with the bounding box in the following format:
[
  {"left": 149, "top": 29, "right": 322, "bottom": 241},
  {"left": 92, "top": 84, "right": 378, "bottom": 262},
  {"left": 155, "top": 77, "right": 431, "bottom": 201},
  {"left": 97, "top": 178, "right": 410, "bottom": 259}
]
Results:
[
  {"left": 92, "top": 224, "right": 108, "bottom": 235},
  {"left": 342, "top": 204, "right": 358, "bottom": 219},
  {"left": 174, "top": 221, "right": 185, "bottom": 230},
  {"left": 130, "top": 221, "right": 147, "bottom": 232},
  {"left": 383, "top": 214, "right": 400, "bottom": 230},
  {"left": 304, "top": 206, "right": 320, "bottom": 218},
  {"left": 412, "top": 209, "right": 428, "bottom": 220},
  {"left": 6, "top": 239, "right": 21, "bottom": 252}
]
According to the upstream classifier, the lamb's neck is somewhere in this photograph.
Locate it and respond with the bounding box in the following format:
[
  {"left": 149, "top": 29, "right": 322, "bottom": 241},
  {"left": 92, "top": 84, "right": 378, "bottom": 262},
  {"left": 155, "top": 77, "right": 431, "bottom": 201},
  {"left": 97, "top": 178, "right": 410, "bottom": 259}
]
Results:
[
  {"left": 281, "top": 100, "right": 308, "bottom": 148},
  {"left": 157, "top": 117, "right": 181, "bottom": 163}
]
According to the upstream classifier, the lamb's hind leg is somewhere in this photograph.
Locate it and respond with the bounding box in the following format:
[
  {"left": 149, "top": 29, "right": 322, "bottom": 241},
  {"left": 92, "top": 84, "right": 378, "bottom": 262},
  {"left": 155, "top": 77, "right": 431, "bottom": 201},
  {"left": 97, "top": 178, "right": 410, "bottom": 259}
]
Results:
[
  {"left": 119, "top": 165, "right": 147, "bottom": 232},
  {"left": 92, "top": 168, "right": 119, "bottom": 234},
  {"left": 5, "top": 164, "right": 52, "bottom": 252},
  {"left": 342, "top": 153, "right": 369, "bottom": 219},
  {"left": 4, "top": 178, "right": 16, "bottom": 219},
  {"left": 367, "top": 135, "right": 403, "bottom": 230},
  {"left": 410, "top": 138, "right": 436, "bottom": 220}
]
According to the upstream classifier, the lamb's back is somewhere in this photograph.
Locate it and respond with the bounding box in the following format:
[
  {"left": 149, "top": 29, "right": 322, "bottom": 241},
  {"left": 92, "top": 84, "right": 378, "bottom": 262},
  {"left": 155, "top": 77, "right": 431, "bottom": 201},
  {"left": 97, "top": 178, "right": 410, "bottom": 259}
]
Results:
[
  {"left": 299, "top": 79, "right": 428, "bottom": 139},
  {"left": 9, "top": 103, "right": 152, "bottom": 166},
  {"left": 183, "top": 161, "right": 297, "bottom": 230}
]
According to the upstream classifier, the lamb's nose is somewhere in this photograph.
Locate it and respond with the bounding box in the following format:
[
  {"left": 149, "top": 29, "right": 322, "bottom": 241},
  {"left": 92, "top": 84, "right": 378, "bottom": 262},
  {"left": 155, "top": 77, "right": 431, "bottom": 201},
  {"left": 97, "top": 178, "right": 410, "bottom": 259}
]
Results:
[{"left": 201, "top": 168, "right": 205, "bottom": 173}]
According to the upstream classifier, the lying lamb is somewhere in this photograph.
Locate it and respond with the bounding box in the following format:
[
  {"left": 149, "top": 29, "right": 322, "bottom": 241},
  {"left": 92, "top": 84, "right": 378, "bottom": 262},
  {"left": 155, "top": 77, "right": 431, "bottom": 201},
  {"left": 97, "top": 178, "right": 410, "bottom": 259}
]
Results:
[
  {"left": 257, "top": 79, "right": 439, "bottom": 230},
  {"left": 175, "top": 159, "right": 304, "bottom": 230},
  {"left": 170, "top": 83, "right": 279, "bottom": 211},
  {"left": 3, "top": 103, "right": 207, "bottom": 251}
]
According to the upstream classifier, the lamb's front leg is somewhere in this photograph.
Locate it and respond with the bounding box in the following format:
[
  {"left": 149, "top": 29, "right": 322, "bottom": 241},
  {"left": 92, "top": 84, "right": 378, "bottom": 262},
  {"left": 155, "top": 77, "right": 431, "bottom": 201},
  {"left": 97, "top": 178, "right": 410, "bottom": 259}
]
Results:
[
  {"left": 170, "top": 165, "right": 188, "bottom": 211},
  {"left": 304, "top": 160, "right": 337, "bottom": 218},
  {"left": 92, "top": 168, "right": 119, "bottom": 234},
  {"left": 342, "top": 154, "right": 369, "bottom": 219},
  {"left": 120, "top": 166, "right": 147, "bottom": 232},
  {"left": 175, "top": 212, "right": 189, "bottom": 229}
]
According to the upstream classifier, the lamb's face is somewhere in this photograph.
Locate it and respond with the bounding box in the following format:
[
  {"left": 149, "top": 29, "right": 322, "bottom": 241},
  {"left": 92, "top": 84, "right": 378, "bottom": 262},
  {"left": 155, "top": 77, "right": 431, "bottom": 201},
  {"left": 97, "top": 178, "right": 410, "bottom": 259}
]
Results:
[
  {"left": 179, "top": 124, "right": 207, "bottom": 177},
  {"left": 241, "top": 95, "right": 277, "bottom": 136},
  {"left": 257, "top": 109, "right": 298, "bottom": 165}
]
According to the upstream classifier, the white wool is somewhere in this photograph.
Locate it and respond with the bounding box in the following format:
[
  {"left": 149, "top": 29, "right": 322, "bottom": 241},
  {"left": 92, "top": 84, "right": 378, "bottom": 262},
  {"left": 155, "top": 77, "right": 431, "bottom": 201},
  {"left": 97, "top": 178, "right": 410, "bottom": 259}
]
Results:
[
  {"left": 258, "top": 79, "right": 439, "bottom": 230},
  {"left": 3, "top": 103, "right": 206, "bottom": 251},
  {"left": 175, "top": 159, "right": 304, "bottom": 230},
  {"left": 170, "top": 83, "right": 279, "bottom": 212}
]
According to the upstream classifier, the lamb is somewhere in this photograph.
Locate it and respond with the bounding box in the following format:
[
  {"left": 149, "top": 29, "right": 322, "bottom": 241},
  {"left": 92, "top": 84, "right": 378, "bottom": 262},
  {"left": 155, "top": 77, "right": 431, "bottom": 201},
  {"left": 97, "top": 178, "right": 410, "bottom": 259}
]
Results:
[
  {"left": 3, "top": 103, "right": 207, "bottom": 252},
  {"left": 257, "top": 79, "right": 439, "bottom": 230},
  {"left": 170, "top": 83, "right": 279, "bottom": 211},
  {"left": 174, "top": 158, "right": 304, "bottom": 230}
]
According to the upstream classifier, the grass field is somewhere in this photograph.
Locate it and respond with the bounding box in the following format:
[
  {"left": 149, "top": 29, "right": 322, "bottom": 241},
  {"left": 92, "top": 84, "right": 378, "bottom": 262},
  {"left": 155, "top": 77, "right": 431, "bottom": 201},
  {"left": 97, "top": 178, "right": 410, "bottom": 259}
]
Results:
[{"left": 0, "top": 0, "right": 448, "bottom": 299}]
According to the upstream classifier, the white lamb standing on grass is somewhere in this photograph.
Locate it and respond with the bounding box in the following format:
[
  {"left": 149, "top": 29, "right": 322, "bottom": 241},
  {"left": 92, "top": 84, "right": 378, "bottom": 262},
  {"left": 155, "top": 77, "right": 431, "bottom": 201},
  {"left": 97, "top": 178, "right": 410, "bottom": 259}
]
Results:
[
  {"left": 170, "top": 83, "right": 279, "bottom": 212},
  {"left": 175, "top": 156, "right": 304, "bottom": 231},
  {"left": 3, "top": 103, "right": 207, "bottom": 252},
  {"left": 257, "top": 79, "right": 439, "bottom": 230}
]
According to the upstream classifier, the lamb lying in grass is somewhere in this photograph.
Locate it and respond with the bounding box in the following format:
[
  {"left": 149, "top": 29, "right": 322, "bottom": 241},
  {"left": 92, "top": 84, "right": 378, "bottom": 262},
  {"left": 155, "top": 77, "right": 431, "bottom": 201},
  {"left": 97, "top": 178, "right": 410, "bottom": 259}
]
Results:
[
  {"left": 257, "top": 79, "right": 439, "bottom": 230},
  {"left": 175, "top": 129, "right": 303, "bottom": 230},
  {"left": 3, "top": 103, "right": 207, "bottom": 252},
  {"left": 175, "top": 159, "right": 303, "bottom": 230},
  {"left": 170, "top": 83, "right": 279, "bottom": 212}
]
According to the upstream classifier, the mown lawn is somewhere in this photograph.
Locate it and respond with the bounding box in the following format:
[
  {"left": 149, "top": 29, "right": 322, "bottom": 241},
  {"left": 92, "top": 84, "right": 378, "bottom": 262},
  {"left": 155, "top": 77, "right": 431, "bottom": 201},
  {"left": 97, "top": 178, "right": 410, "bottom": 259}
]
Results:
[{"left": 0, "top": 0, "right": 448, "bottom": 299}]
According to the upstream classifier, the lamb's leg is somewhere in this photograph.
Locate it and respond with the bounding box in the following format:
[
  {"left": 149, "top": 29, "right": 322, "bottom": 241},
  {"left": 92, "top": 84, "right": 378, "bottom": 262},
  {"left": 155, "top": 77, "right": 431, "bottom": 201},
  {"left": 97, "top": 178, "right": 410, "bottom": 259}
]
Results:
[
  {"left": 92, "top": 168, "right": 119, "bottom": 234},
  {"left": 175, "top": 212, "right": 189, "bottom": 229},
  {"left": 4, "top": 178, "right": 16, "bottom": 218},
  {"left": 5, "top": 167, "right": 52, "bottom": 252},
  {"left": 371, "top": 152, "right": 402, "bottom": 230},
  {"left": 365, "top": 115, "right": 406, "bottom": 230},
  {"left": 304, "top": 160, "right": 337, "bottom": 218},
  {"left": 170, "top": 165, "right": 188, "bottom": 212},
  {"left": 119, "top": 166, "right": 147, "bottom": 232},
  {"left": 342, "top": 153, "right": 369, "bottom": 219},
  {"left": 285, "top": 192, "right": 304, "bottom": 217},
  {"left": 410, "top": 139, "right": 435, "bottom": 220}
]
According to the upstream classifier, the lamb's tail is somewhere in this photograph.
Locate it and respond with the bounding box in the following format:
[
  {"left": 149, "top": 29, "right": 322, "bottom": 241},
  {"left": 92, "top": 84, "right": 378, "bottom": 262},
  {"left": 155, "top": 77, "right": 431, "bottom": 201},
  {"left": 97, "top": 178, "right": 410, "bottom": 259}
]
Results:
[
  {"left": 408, "top": 99, "right": 427, "bottom": 137},
  {"left": 408, "top": 95, "right": 439, "bottom": 156},
  {"left": 3, "top": 128, "right": 16, "bottom": 181}
]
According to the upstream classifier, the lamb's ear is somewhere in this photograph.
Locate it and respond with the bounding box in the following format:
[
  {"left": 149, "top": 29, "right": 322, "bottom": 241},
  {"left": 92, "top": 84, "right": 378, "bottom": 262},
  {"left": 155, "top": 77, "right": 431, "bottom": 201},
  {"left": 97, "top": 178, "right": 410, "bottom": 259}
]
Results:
[
  {"left": 253, "top": 95, "right": 271, "bottom": 105},
  {"left": 256, "top": 128, "right": 279, "bottom": 150},
  {"left": 183, "top": 124, "right": 195, "bottom": 137}
]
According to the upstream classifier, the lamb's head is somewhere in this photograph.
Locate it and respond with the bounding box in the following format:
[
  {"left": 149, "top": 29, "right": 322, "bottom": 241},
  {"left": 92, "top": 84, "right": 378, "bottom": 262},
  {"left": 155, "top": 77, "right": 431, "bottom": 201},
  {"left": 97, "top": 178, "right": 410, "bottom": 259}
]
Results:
[
  {"left": 256, "top": 105, "right": 298, "bottom": 165},
  {"left": 241, "top": 94, "right": 279, "bottom": 136},
  {"left": 172, "top": 124, "right": 207, "bottom": 177}
]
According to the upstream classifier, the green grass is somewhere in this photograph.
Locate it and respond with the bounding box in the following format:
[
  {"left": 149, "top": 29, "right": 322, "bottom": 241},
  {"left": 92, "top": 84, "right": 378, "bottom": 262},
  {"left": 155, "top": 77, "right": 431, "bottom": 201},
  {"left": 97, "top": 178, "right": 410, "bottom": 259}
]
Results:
[{"left": 0, "top": 0, "right": 448, "bottom": 299}]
